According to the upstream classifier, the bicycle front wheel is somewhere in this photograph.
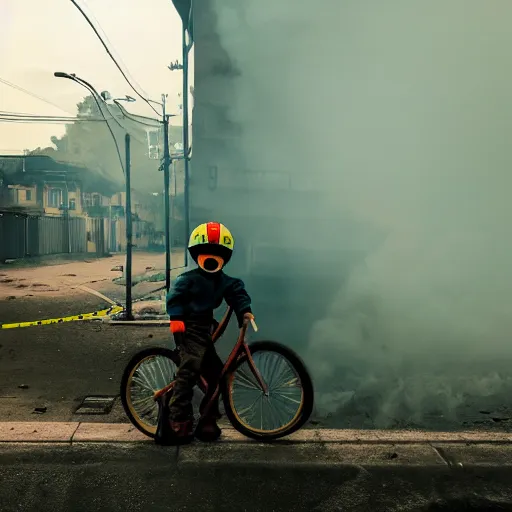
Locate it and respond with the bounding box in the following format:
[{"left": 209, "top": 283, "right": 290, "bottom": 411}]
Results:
[{"left": 222, "top": 341, "right": 314, "bottom": 441}]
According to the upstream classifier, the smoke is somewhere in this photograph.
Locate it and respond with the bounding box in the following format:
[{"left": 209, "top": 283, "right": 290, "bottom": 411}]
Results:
[{"left": 211, "top": 0, "right": 512, "bottom": 427}]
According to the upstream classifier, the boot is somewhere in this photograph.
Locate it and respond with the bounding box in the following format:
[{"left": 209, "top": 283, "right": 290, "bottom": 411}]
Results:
[
  {"left": 195, "top": 416, "right": 222, "bottom": 442},
  {"left": 196, "top": 396, "right": 222, "bottom": 442},
  {"left": 154, "top": 393, "right": 194, "bottom": 446},
  {"left": 167, "top": 419, "right": 194, "bottom": 445},
  {"left": 154, "top": 394, "right": 173, "bottom": 446}
]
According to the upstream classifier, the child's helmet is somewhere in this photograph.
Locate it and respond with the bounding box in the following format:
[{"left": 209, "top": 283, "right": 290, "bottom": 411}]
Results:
[{"left": 188, "top": 222, "right": 234, "bottom": 265}]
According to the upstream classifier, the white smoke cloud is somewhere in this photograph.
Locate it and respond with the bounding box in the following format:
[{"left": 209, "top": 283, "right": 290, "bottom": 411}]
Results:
[{"left": 212, "top": 0, "right": 512, "bottom": 427}]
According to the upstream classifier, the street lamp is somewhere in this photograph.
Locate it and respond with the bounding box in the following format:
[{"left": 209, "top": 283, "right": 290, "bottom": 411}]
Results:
[
  {"left": 54, "top": 71, "right": 133, "bottom": 320},
  {"left": 54, "top": 72, "right": 125, "bottom": 174}
]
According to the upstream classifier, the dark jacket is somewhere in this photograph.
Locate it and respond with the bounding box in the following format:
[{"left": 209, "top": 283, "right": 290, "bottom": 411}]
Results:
[{"left": 166, "top": 268, "right": 252, "bottom": 327}]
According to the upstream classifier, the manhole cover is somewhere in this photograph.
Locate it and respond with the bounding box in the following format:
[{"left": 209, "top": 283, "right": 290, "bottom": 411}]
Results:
[{"left": 75, "top": 396, "right": 116, "bottom": 415}]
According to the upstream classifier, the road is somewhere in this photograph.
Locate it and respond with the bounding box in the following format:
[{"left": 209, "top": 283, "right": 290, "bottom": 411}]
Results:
[
  {"left": 1, "top": 253, "right": 512, "bottom": 432},
  {"left": 1, "top": 441, "right": 512, "bottom": 512}
]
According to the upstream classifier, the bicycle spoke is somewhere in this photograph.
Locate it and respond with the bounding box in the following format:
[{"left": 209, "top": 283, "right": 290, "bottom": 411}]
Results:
[
  {"left": 230, "top": 349, "right": 304, "bottom": 433},
  {"left": 128, "top": 355, "right": 177, "bottom": 428}
]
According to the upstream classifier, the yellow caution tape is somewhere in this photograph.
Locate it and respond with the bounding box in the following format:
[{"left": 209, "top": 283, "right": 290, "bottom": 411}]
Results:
[{"left": 1, "top": 305, "right": 124, "bottom": 330}]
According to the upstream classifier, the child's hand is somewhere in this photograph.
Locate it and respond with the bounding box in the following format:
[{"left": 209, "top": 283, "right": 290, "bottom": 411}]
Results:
[{"left": 244, "top": 312, "right": 258, "bottom": 332}]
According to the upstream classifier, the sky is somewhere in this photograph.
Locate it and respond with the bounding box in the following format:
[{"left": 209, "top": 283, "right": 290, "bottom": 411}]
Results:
[{"left": 0, "top": 0, "right": 192, "bottom": 153}]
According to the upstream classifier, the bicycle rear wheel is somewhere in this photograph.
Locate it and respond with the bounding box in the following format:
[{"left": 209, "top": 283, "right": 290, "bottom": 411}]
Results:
[
  {"left": 222, "top": 341, "right": 314, "bottom": 441},
  {"left": 120, "top": 347, "right": 180, "bottom": 438}
]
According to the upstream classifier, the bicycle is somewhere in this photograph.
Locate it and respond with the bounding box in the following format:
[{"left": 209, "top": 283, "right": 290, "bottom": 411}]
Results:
[{"left": 120, "top": 305, "right": 314, "bottom": 441}]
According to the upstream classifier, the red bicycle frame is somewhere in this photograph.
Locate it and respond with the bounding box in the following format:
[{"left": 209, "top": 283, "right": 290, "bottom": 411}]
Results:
[{"left": 153, "top": 306, "right": 268, "bottom": 419}]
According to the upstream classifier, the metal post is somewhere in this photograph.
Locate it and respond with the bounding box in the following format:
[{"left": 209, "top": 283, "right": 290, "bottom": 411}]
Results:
[
  {"left": 125, "top": 133, "right": 133, "bottom": 320},
  {"left": 163, "top": 96, "right": 172, "bottom": 291},
  {"left": 182, "top": 23, "right": 190, "bottom": 267}
]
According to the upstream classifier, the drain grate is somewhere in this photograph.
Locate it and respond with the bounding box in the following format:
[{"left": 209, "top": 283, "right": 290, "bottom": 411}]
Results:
[{"left": 75, "top": 396, "right": 116, "bottom": 415}]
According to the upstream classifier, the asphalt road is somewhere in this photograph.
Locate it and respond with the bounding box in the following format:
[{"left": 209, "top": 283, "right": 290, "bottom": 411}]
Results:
[
  {"left": 2, "top": 293, "right": 512, "bottom": 432},
  {"left": 0, "top": 294, "right": 167, "bottom": 422},
  {"left": 1, "top": 443, "right": 512, "bottom": 512}
]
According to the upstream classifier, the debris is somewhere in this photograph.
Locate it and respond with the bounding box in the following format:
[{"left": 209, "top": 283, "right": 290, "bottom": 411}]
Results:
[
  {"left": 492, "top": 416, "right": 510, "bottom": 423},
  {"left": 6, "top": 296, "right": 16, "bottom": 300},
  {"left": 31, "top": 283, "right": 49, "bottom": 288},
  {"left": 137, "top": 307, "right": 161, "bottom": 316},
  {"left": 111, "top": 265, "right": 123, "bottom": 272},
  {"left": 62, "top": 273, "right": 77, "bottom": 277},
  {"left": 385, "top": 452, "right": 398, "bottom": 460},
  {"left": 0, "top": 278, "right": 14, "bottom": 283},
  {"left": 33, "top": 407, "right": 47, "bottom": 414},
  {"left": 479, "top": 410, "right": 491, "bottom": 415},
  {"left": 18, "top": 384, "right": 29, "bottom": 390},
  {"left": 4, "top": 259, "right": 16, "bottom": 264}
]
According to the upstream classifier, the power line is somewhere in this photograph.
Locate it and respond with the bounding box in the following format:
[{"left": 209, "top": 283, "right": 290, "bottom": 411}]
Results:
[
  {"left": 114, "top": 103, "right": 162, "bottom": 128},
  {"left": 0, "top": 77, "right": 74, "bottom": 115},
  {"left": 0, "top": 118, "right": 95, "bottom": 125},
  {"left": 79, "top": 86, "right": 126, "bottom": 176},
  {"left": 69, "top": 0, "right": 161, "bottom": 117},
  {"left": 100, "top": 104, "right": 146, "bottom": 145},
  {"left": 0, "top": 111, "right": 105, "bottom": 122},
  {"left": 79, "top": 0, "right": 151, "bottom": 99}
]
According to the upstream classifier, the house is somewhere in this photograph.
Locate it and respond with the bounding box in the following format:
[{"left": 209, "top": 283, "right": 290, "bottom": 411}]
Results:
[
  {"left": 0, "top": 155, "right": 82, "bottom": 216},
  {"left": 0, "top": 155, "right": 120, "bottom": 217}
]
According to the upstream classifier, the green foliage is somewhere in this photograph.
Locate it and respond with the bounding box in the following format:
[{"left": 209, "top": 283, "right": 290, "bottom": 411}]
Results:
[{"left": 32, "top": 95, "right": 177, "bottom": 194}]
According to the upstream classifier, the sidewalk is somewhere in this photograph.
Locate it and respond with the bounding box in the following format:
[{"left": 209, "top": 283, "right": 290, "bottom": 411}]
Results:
[{"left": 2, "top": 422, "right": 512, "bottom": 445}]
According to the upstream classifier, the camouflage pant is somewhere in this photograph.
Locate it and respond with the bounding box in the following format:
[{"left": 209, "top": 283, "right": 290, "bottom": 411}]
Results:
[{"left": 169, "top": 319, "right": 223, "bottom": 422}]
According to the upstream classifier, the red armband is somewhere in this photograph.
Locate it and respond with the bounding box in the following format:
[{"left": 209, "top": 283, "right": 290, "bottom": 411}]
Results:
[{"left": 170, "top": 320, "right": 185, "bottom": 333}]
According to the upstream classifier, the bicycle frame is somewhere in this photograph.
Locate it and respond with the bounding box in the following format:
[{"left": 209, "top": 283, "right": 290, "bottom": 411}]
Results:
[{"left": 153, "top": 306, "right": 268, "bottom": 419}]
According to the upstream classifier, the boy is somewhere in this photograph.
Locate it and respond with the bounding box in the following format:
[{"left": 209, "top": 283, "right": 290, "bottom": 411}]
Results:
[{"left": 157, "top": 222, "right": 254, "bottom": 445}]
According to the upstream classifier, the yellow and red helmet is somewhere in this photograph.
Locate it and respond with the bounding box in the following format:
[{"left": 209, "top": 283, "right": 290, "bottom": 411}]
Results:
[{"left": 188, "top": 222, "right": 235, "bottom": 267}]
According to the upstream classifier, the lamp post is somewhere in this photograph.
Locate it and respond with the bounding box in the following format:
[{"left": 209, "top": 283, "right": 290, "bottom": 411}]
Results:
[
  {"left": 54, "top": 71, "right": 133, "bottom": 319},
  {"left": 108, "top": 92, "right": 173, "bottom": 292}
]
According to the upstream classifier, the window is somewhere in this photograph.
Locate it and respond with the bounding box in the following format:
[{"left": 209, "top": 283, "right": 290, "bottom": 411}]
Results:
[
  {"left": 47, "top": 188, "right": 62, "bottom": 208},
  {"left": 69, "top": 198, "right": 76, "bottom": 210},
  {"left": 92, "top": 194, "right": 101, "bottom": 206},
  {"left": 25, "top": 190, "right": 32, "bottom": 201}
]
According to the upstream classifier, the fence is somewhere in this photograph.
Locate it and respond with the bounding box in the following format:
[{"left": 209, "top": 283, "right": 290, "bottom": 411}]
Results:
[
  {"left": 0, "top": 211, "right": 179, "bottom": 262},
  {"left": 0, "top": 212, "right": 88, "bottom": 261}
]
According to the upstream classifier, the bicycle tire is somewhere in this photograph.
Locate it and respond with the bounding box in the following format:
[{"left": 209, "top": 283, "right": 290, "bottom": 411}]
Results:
[
  {"left": 222, "top": 340, "right": 314, "bottom": 441},
  {"left": 120, "top": 346, "right": 180, "bottom": 438}
]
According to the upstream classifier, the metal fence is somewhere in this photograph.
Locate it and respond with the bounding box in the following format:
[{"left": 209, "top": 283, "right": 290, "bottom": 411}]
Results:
[
  {"left": 0, "top": 212, "right": 87, "bottom": 261},
  {"left": 0, "top": 211, "right": 172, "bottom": 262}
]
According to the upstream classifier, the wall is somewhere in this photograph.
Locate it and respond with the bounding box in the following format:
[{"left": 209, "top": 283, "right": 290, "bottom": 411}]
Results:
[
  {"left": 7, "top": 185, "right": 38, "bottom": 206},
  {"left": 68, "top": 190, "right": 82, "bottom": 215},
  {"left": 42, "top": 184, "right": 63, "bottom": 216}
]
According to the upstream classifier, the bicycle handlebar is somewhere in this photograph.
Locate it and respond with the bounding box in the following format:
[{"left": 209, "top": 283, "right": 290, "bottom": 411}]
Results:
[{"left": 212, "top": 306, "right": 258, "bottom": 344}]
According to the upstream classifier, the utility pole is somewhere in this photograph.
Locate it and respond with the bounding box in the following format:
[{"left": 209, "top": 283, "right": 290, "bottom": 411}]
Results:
[
  {"left": 162, "top": 94, "right": 172, "bottom": 292},
  {"left": 125, "top": 133, "right": 133, "bottom": 320},
  {"left": 182, "top": 24, "right": 191, "bottom": 267}
]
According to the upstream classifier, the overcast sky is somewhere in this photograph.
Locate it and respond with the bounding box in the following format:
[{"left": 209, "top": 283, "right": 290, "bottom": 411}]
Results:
[{"left": 0, "top": 0, "right": 192, "bottom": 153}]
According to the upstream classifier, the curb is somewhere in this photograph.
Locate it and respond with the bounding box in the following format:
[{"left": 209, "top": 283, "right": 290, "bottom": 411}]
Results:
[{"left": 1, "top": 422, "right": 512, "bottom": 444}]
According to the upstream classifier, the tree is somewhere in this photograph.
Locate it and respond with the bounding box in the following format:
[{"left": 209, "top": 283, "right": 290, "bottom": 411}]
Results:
[{"left": 31, "top": 95, "right": 181, "bottom": 195}]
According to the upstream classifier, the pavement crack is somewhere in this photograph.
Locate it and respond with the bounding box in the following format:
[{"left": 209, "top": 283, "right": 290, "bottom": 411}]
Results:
[
  {"left": 69, "top": 422, "right": 81, "bottom": 444},
  {"left": 431, "top": 445, "right": 462, "bottom": 469}
]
